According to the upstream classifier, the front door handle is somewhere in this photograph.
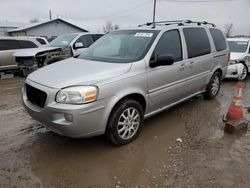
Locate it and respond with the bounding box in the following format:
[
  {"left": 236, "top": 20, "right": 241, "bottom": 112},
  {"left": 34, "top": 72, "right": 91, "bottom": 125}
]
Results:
[{"left": 179, "top": 64, "right": 185, "bottom": 71}]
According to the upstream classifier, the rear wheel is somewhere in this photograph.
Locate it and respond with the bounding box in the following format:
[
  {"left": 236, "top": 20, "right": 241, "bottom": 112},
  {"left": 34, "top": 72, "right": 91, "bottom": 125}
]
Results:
[
  {"left": 105, "top": 99, "right": 144, "bottom": 146},
  {"left": 204, "top": 71, "right": 221, "bottom": 99},
  {"left": 238, "top": 63, "right": 248, "bottom": 80}
]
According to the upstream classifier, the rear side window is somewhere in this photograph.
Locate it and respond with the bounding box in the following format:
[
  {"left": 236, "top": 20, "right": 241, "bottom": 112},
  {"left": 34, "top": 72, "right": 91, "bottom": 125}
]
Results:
[
  {"left": 153, "top": 30, "right": 182, "bottom": 61},
  {"left": 36, "top": 38, "right": 47, "bottom": 45},
  {"left": 0, "top": 39, "right": 20, "bottom": 50},
  {"left": 92, "top": 34, "right": 103, "bottom": 42},
  {"left": 209, "top": 28, "right": 227, "bottom": 51},
  {"left": 183, "top": 28, "right": 211, "bottom": 58},
  {"left": 76, "top": 35, "right": 94, "bottom": 48},
  {"left": 19, "top": 40, "right": 38, "bottom": 48}
]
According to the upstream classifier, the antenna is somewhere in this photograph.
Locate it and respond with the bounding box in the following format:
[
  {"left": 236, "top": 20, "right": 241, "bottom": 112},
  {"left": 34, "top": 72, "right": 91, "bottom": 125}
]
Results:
[
  {"left": 152, "top": 0, "right": 156, "bottom": 28},
  {"left": 49, "top": 10, "right": 52, "bottom": 20}
]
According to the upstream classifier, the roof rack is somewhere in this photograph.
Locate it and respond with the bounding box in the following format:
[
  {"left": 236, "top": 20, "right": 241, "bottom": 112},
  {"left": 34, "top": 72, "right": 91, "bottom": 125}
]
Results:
[{"left": 138, "top": 20, "right": 216, "bottom": 28}]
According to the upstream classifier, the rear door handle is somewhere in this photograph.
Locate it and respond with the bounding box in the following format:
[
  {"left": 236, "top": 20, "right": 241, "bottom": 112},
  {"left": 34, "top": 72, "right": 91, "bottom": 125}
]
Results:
[{"left": 189, "top": 61, "right": 194, "bottom": 68}]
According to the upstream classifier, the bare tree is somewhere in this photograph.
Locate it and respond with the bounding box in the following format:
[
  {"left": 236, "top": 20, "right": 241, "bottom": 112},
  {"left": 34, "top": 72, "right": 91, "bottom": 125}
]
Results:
[
  {"left": 103, "top": 21, "right": 120, "bottom": 33},
  {"left": 224, "top": 23, "right": 234, "bottom": 37},
  {"left": 30, "top": 18, "right": 40, "bottom": 23}
]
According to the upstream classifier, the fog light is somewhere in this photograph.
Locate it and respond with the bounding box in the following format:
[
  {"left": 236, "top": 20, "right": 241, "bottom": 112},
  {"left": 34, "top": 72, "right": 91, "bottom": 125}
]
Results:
[{"left": 64, "top": 113, "right": 73, "bottom": 122}]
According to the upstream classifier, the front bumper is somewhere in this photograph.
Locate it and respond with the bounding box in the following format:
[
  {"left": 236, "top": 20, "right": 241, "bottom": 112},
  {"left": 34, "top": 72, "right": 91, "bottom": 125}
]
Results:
[
  {"left": 225, "top": 63, "right": 244, "bottom": 79},
  {"left": 22, "top": 79, "right": 117, "bottom": 138}
]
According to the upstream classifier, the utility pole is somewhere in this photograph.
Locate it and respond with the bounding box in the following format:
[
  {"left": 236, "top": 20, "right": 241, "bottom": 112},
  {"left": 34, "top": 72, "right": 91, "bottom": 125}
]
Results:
[
  {"left": 49, "top": 10, "right": 52, "bottom": 20},
  {"left": 152, "top": 0, "right": 156, "bottom": 28}
]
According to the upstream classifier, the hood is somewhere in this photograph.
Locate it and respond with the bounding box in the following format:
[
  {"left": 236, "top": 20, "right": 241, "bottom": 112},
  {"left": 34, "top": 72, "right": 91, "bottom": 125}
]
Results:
[
  {"left": 230, "top": 52, "right": 244, "bottom": 61},
  {"left": 14, "top": 47, "right": 61, "bottom": 57},
  {"left": 27, "top": 58, "right": 132, "bottom": 88}
]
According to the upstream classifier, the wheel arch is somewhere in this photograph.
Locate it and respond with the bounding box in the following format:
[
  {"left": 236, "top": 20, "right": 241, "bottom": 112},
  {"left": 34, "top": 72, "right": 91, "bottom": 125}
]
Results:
[{"left": 105, "top": 92, "right": 147, "bottom": 131}]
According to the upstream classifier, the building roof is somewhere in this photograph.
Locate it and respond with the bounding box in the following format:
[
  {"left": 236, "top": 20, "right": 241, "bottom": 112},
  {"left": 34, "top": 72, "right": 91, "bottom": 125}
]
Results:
[
  {"left": 0, "top": 21, "right": 26, "bottom": 28},
  {"left": 8, "top": 18, "right": 88, "bottom": 33}
]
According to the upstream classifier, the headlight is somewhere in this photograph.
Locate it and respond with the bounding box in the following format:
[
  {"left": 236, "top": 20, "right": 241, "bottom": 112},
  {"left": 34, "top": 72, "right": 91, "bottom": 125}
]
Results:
[{"left": 56, "top": 86, "right": 98, "bottom": 104}]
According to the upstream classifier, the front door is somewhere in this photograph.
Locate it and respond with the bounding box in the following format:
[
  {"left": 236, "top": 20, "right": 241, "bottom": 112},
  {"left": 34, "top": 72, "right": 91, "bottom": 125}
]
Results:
[{"left": 147, "top": 29, "right": 189, "bottom": 112}]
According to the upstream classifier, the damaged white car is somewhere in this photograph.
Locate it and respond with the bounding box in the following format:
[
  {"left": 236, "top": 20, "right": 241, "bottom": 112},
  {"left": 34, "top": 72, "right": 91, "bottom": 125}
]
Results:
[
  {"left": 14, "top": 33, "right": 103, "bottom": 76},
  {"left": 226, "top": 38, "right": 250, "bottom": 80}
]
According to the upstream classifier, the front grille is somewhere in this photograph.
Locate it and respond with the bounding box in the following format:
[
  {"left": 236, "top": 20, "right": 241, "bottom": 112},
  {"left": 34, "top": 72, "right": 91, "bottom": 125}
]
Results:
[{"left": 26, "top": 84, "right": 47, "bottom": 108}]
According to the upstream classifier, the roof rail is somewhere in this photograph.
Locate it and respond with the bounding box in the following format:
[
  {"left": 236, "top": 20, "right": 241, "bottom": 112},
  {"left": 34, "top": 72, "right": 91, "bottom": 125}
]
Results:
[{"left": 138, "top": 20, "right": 216, "bottom": 28}]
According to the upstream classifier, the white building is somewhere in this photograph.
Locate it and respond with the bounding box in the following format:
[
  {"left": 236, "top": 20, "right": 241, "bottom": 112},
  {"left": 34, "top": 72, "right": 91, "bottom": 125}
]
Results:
[{"left": 7, "top": 18, "right": 88, "bottom": 40}]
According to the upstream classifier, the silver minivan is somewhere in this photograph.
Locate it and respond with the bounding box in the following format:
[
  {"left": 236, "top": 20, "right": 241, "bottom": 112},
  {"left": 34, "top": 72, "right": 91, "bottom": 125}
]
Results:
[
  {"left": 0, "top": 36, "right": 41, "bottom": 72},
  {"left": 22, "top": 21, "right": 229, "bottom": 145}
]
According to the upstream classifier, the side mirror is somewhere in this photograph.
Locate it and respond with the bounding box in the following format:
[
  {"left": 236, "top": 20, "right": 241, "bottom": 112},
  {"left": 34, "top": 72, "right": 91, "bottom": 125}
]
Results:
[
  {"left": 73, "top": 42, "right": 84, "bottom": 49},
  {"left": 150, "top": 54, "right": 174, "bottom": 68}
]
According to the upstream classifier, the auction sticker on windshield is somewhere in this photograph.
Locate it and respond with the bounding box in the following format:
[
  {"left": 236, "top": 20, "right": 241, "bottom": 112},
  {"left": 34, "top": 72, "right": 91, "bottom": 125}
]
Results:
[{"left": 134, "top": 33, "right": 153, "bottom": 37}]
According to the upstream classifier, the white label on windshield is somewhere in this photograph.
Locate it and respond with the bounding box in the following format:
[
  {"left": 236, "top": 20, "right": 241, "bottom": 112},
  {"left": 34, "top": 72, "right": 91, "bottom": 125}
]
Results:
[
  {"left": 135, "top": 33, "right": 153, "bottom": 37},
  {"left": 62, "top": 41, "right": 69, "bottom": 44}
]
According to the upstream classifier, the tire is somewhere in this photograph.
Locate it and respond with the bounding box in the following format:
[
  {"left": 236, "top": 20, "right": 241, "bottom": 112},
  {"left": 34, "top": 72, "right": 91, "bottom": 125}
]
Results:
[
  {"left": 105, "top": 99, "right": 144, "bottom": 146},
  {"left": 204, "top": 71, "right": 221, "bottom": 99},
  {"left": 238, "top": 63, "right": 248, "bottom": 81}
]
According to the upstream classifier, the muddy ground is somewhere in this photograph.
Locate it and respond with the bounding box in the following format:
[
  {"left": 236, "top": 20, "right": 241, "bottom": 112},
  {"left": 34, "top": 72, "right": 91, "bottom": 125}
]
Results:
[{"left": 0, "top": 77, "right": 250, "bottom": 188}]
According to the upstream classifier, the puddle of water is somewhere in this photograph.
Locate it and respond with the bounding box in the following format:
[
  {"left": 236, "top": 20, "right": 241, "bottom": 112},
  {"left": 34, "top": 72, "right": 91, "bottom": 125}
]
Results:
[{"left": 27, "top": 111, "right": 185, "bottom": 187}]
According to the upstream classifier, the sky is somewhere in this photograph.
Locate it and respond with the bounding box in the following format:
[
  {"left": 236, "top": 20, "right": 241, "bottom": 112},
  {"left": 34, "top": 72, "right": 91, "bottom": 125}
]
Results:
[{"left": 0, "top": 0, "right": 249, "bottom": 35}]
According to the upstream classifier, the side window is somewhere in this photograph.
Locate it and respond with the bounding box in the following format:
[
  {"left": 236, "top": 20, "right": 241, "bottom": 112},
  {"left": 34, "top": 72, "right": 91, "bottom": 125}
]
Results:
[
  {"left": 183, "top": 28, "right": 211, "bottom": 58},
  {"left": 209, "top": 28, "right": 227, "bottom": 51},
  {"left": 92, "top": 34, "right": 103, "bottom": 42},
  {"left": 153, "top": 30, "right": 182, "bottom": 62},
  {"left": 19, "top": 40, "right": 38, "bottom": 48},
  {"left": 76, "top": 35, "right": 94, "bottom": 48},
  {"left": 36, "top": 38, "right": 46, "bottom": 45},
  {"left": 0, "top": 40, "right": 20, "bottom": 50}
]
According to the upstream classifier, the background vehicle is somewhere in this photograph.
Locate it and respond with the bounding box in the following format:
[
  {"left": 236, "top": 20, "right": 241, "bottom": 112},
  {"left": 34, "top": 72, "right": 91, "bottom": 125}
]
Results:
[
  {"left": 0, "top": 37, "right": 41, "bottom": 72},
  {"left": 33, "top": 37, "right": 49, "bottom": 46},
  {"left": 226, "top": 38, "right": 250, "bottom": 80},
  {"left": 15, "top": 33, "right": 103, "bottom": 76},
  {"left": 22, "top": 20, "right": 229, "bottom": 145}
]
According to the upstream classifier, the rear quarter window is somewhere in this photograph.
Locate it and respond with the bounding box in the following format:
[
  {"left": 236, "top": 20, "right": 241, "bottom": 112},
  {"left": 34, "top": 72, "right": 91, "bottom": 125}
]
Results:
[
  {"left": 92, "top": 34, "right": 103, "bottom": 42},
  {"left": 19, "top": 40, "right": 38, "bottom": 48},
  {"left": 0, "top": 39, "right": 20, "bottom": 51},
  {"left": 183, "top": 28, "right": 211, "bottom": 59},
  {"left": 36, "top": 38, "right": 47, "bottom": 45},
  {"left": 209, "top": 28, "right": 227, "bottom": 51}
]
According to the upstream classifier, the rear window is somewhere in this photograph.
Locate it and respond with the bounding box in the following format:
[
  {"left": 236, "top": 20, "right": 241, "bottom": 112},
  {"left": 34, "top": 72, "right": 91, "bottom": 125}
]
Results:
[
  {"left": 19, "top": 40, "right": 38, "bottom": 48},
  {"left": 183, "top": 28, "right": 211, "bottom": 58},
  {"left": 0, "top": 39, "right": 20, "bottom": 50},
  {"left": 210, "top": 29, "right": 227, "bottom": 51}
]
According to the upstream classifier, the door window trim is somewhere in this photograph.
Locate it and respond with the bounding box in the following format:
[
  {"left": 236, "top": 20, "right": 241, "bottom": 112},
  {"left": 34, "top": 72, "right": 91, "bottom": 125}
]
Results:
[{"left": 151, "top": 29, "right": 183, "bottom": 64}]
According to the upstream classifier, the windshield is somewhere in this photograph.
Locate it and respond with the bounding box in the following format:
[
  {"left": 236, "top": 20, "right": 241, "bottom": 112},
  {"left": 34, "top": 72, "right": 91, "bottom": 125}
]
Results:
[
  {"left": 48, "top": 34, "right": 78, "bottom": 48},
  {"left": 78, "top": 30, "right": 159, "bottom": 63},
  {"left": 228, "top": 41, "right": 249, "bottom": 53}
]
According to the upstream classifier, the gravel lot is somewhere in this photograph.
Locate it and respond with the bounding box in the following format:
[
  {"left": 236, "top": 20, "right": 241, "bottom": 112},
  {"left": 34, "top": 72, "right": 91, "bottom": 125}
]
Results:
[{"left": 0, "top": 77, "right": 250, "bottom": 188}]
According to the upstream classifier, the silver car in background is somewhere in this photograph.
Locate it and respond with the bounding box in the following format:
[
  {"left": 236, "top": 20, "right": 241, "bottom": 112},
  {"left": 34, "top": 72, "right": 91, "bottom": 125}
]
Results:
[
  {"left": 0, "top": 36, "right": 41, "bottom": 72},
  {"left": 15, "top": 33, "right": 103, "bottom": 76},
  {"left": 22, "top": 20, "right": 229, "bottom": 145}
]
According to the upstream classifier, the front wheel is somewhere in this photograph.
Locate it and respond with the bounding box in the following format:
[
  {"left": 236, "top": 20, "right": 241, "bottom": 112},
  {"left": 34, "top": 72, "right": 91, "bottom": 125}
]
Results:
[
  {"left": 238, "top": 63, "right": 248, "bottom": 81},
  {"left": 105, "top": 99, "right": 144, "bottom": 146},
  {"left": 204, "top": 71, "right": 221, "bottom": 99}
]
